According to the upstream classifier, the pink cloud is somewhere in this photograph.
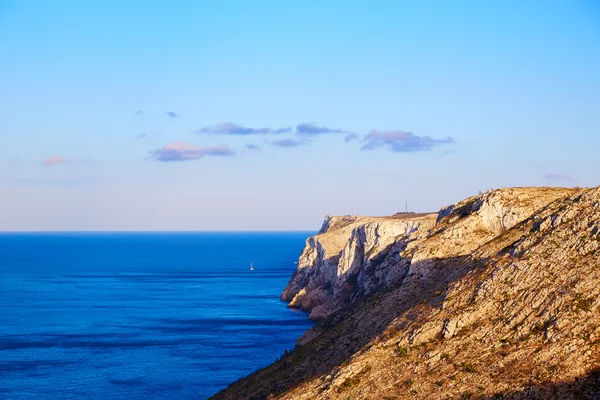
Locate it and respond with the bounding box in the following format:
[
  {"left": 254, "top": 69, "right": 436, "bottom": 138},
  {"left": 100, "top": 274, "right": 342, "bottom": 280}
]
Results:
[{"left": 42, "top": 156, "right": 68, "bottom": 166}]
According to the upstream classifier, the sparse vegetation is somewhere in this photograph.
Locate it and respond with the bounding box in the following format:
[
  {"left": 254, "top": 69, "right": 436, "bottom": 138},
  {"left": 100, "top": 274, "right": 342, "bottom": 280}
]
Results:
[
  {"left": 531, "top": 320, "right": 552, "bottom": 334},
  {"left": 215, "top": 187, "right": 600, "bottom": 400},
  {"left": 336, "top": 365, "right": 372, "bottom": 393},
  {"left": 461, "top": 361, "right": 478, "bottom": 373},
  {"left": 575, "top": 296, "right": 594, "bottom": 312},
  {"left": 457, "top": 325, "right": 470, "bottom": 336},
  {"left": 337, "top": 377, "right": 359, "bottom": 392},
  {"left": 396, "top": 345, "right": 408, "bottom": 357}
]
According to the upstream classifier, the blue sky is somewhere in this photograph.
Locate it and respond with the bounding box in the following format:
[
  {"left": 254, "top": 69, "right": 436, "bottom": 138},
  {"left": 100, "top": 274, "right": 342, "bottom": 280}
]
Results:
[{"left": 1, "top": 0, "right": 599, "bottom": 230}]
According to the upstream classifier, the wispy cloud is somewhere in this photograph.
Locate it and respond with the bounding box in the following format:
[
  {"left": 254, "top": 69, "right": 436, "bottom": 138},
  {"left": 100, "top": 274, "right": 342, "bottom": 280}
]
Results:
[
  {"left": 270, "top": 138, "right": 304, "bottom": 148},
  {"left": 151, "top": 142, "right": 235, "bottom": 162},
  {"left": 2, "top": 177, "right": 100, "bottom": 188},
  {"left": 296, "top": 122, "right": 348, "bottom": 135},
  {"left": 246, "top": 144, "right": 261, "bottom": 151},
  {"left": 360, "top": 130, "right": 454, "bottom": 152},
  {"left": 165, "top": 111, "right": 180, "bottom": 118},
  {"left": 344, "top": 133, "right": 359, "bottom": 142},
  {"left": 544, "top": 173, "right": 574, "bottom": 181},
  {"left": 196, "top": 121, "right": 352, "bottom": 138},
  {"left": 135, "top": 133, "right": 160, "bottom": 140},
  {"left": 42, "top": 156, "right": 69, "bottom": 166},
  {"left": 197, "top": 122, "right": 291, "bottom": 135},
  {"left": 193, "top": 122, "right": 453, "bottom": 154}
]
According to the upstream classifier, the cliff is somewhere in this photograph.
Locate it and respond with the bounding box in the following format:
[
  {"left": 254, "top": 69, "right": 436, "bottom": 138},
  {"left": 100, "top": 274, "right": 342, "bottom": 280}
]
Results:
[
  {"left": 212, "top": 186, "right": 600, "bottom": 400},
  {"left": 281, "top": 188, "right": 572, "bottom": 322},
  {"left": 280, "top": 213, "right": 437, "bottom": 320}
]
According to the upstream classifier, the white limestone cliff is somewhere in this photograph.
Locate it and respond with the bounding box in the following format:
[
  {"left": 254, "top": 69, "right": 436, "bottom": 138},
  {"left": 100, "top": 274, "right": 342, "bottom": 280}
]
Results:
[
  {"left": 281, "top": 214, "right": 437, "bottom": 319},
  {"left": 282, "top": 188, "right": 572, "bottom": 321}
]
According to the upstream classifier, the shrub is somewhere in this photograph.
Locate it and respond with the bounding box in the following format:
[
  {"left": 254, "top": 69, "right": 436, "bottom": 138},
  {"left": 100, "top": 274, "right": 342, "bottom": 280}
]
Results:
[
  {"left": 461, "top": 361, "right": 478, "bottom": 373},
  {"left": 531, "top": 320, "right": 552, "bottom": 334},
  {"left": 575, "top": 296, "right": 594, "bottom": 312},
  {"left": 396, "top": 346, "right": 408, "bottom": 357}
]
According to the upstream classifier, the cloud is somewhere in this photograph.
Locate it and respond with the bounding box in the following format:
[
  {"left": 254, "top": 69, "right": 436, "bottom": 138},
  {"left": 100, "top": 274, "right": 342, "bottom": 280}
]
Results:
[
  {"left": 42, "top": 156, "right": 68, "bottom": 166},
  {"left": 134, "top": 110, "right": 143, "bottom": 115},
  {"left": 2, "top": 177, "right": 100, "bottom": 188},
  {"left": 296, "top": 123, "right": 348, "bottom": 135},
  {"left": 270, "top": 138, "right": 304, "bottom": 148},
  {"left": 246, "top": 144, "right": 261, "bottom": 151},
  {"left": 360, "top": 130, "right": 454, "bottom": 152},
  {"left": 544, "top": 173, "right": 574, "bottom": 181},
  {"left": 197, "top": 121, "right": 353, "bottom": 137},
  {"left": 197, "top": 122, "right": 291, "bottom": 135},
  {"left": 165, "top": 111, "right": 180, "bottom": 118},
  {"left": 344, "top": 133, "right": 359, "bottom": 142},
  {"left": 135, "top": 133, "right": 160, "bottom": 140},
  {"left": 151, "top": 142, "right": 235, "bottom": 162}
]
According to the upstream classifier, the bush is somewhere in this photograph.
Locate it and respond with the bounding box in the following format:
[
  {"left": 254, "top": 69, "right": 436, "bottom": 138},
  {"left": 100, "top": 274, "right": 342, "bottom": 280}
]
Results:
[
  {"left": 461, "top": 361, "right": 477, "bottom": 373},
  {"left": 575, "top": 296, "right": 594, "bottom": 312},
  {"left": 396, "top": 346, "right": 408, "bottom": 357}
]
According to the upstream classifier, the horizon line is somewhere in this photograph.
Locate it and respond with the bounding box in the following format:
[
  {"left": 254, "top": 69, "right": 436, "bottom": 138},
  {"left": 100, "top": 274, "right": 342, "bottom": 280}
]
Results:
[{"left": 0, "top": 230, "right": 317, "bottom": 234}]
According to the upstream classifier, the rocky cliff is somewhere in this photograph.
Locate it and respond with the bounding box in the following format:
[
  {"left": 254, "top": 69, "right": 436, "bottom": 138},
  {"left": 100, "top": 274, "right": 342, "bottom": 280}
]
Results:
[
  {"left": 281, "top": 188, "right": 572, "bottom": 322},
  {"left": 212, "top": 186, "right": 600, "bottom": 400},
  {"left": 280, "top": 213, "right": 437, "bottom": 320}
]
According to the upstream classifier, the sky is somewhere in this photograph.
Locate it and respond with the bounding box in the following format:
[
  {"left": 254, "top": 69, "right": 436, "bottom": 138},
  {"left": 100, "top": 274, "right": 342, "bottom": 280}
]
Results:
[{"left": 1, "top": 0, "right": 599, "bottom": 231}]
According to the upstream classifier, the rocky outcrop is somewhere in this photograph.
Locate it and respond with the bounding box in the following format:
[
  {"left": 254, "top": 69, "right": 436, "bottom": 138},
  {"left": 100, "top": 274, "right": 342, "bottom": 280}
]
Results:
[
  {"left": 281, "top": 214, "right": 437, "bottom": 319},
  {"left": 282, "top": 188, "right": 570, "bottom": 321},
  {"left": 213, "top": 186, "right": 600, "bottom": 400}
]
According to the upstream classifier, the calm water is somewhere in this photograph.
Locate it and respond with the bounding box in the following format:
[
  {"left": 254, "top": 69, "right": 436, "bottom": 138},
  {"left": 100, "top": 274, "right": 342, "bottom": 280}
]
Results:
[{"left": 0, "top": 232, "right": 314, "bottom": 399}]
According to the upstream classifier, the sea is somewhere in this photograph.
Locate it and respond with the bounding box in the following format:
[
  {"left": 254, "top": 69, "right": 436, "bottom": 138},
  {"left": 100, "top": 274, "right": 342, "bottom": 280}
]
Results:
[{"left": 0, "top": 232, "right": 315, "bottom": 400}]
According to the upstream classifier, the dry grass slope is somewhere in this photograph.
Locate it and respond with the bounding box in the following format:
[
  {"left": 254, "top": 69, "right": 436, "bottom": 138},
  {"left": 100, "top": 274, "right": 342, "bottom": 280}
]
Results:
[{"left": 212, "top": 186, "right": 599, "bottom": 400}]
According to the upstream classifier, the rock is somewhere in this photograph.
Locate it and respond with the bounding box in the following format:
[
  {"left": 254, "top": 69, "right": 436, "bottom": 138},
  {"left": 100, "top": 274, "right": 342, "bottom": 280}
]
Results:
[
  {"left": 282, "top": 188, "right": 571, "bottom": 320},
  {"left": 213, "top": 186, "right": 600, "bottom": 400},
  {"left": 281, "top": 213, "right": 437, "bottom": 319}
]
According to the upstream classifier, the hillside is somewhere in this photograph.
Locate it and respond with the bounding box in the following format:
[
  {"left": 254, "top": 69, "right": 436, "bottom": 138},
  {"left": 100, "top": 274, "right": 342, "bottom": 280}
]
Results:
[{"left": 212, "top": 186, "right": 600, "bottom": 400}]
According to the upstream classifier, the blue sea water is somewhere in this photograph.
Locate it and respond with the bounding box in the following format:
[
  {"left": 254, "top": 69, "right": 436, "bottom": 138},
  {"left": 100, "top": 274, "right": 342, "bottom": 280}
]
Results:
[{"left": 0, "top": 232, "right": 314, "bottom": 400}]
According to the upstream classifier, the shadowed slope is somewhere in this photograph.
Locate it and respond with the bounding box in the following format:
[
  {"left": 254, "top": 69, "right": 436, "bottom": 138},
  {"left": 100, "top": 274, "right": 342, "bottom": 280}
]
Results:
[{"left": 212, "top": 186, "right": 599, "bottom": 400}]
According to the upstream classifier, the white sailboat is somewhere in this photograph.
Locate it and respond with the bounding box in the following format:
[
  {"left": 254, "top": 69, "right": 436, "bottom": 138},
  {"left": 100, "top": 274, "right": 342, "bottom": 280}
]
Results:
[{"left": 250, "top": 261, "right": 254, "bottom": 271}]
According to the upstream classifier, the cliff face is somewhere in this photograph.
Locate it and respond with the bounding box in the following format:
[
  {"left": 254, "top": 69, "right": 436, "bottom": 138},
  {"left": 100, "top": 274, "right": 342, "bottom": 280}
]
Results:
[
  {"left": 281, "top": 213, "right": 437, "bottom": 320},
  {"left": 282, "top": 188, "right": 571, "bottom": 321},
  {"left": 213, "top": 186, "right": 600, "bottom": 400}
]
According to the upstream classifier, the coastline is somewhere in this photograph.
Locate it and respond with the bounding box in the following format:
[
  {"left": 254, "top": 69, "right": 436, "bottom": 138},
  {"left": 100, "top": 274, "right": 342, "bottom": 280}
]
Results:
[{"left": 213, "top": 186, "right": 600, "bottom": 400}]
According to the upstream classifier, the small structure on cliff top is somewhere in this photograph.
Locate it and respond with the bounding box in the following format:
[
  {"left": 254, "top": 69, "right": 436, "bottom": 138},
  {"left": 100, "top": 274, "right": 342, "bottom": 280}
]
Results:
[{"left": 395, "top": 200, "right": 412, "bottom": 215}]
